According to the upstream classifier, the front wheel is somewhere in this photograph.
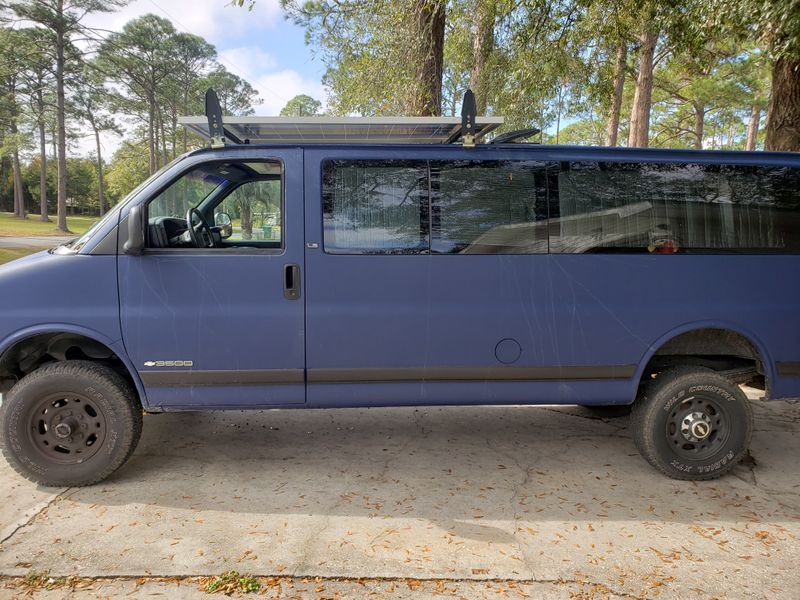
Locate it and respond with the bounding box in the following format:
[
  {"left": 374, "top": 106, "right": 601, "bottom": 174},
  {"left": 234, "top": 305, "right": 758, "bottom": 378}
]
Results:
[
  {"left": 0, "top": 361, "right": 142, "bottom": 487},
  {"left": 631, "top": 367, "right": 753, "bottom": 480}
]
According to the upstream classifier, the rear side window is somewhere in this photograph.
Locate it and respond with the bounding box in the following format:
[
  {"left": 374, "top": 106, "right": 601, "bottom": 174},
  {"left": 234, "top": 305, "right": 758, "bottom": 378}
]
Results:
[
  {"left": 322, "top": 159, "right": 547, "bottom": 254},
  {"left": 323, "top": 160, "right": 428, "bottom": 254},
  {"left": 431, "top": 161, "right": 546, "bottom": 254},
  {"left": 551, "top": 162, "right": 800, "bottom": 254}
]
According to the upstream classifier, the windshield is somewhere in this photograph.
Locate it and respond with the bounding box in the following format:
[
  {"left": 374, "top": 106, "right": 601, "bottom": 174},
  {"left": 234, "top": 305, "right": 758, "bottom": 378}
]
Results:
[{"left": 62, "top": 155, "right": 189, "bottom": 253}]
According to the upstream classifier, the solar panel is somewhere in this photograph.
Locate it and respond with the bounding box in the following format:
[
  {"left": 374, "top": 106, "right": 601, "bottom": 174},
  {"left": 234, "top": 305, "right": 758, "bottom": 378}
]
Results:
[{"left": 178, "top": 115, "right": 504, "bottom": 145}]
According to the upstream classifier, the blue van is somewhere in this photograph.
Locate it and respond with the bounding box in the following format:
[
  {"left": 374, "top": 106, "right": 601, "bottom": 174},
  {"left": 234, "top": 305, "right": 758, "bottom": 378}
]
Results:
[{"left": 1, "top": 90, "right": 798, "bottom": 486}]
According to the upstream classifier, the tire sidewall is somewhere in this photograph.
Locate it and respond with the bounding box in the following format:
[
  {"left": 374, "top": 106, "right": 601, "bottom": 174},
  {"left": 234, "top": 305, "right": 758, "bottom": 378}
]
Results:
[
  {"left": 643, "top": 374, "right": 751, "bottom": 479},
  {"left": 1, "top": 365, "right": 134, "bottom": 486}
]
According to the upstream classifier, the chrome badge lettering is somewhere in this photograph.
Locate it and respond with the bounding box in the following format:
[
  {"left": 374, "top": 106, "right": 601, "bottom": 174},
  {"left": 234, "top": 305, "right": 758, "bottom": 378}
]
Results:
[{"left": 143, "top": 360, "right": 194, "bottom": 368}]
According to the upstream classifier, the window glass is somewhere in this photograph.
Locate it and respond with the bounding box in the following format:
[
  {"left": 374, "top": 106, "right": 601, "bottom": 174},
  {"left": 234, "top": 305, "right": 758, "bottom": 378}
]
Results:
[
  {"left": 148, "top": 169, "right": 226, "bottom": 219},
  {"left": 216, "top": 180, "right": 282, "bottom": 244},
  {"left": 550, "top": 162, "right": 800, "bottom": 254},
  {"left": 431, "top": 161, "right": 547, "bottom": 254},
  {"left": 145, "top": 161, "right": 282, "bottom": 249},
  {"left": 323, "top": 160, "right": 428, "bottom": 254}
]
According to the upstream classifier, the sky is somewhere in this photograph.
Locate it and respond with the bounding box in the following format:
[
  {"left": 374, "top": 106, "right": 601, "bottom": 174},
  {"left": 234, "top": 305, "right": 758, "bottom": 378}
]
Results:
[{"left": 79, "top": 0, "right": 327, "bottom": 156}]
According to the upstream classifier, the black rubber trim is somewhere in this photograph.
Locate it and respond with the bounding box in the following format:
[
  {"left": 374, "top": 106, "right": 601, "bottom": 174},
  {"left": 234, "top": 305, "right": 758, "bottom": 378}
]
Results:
[
  {"left": 777, "top": 362, "right": 800, "bottom": 376},
  {"left": 307, "top": 365, "right": 637, "bottom": 384},
  {"left": 140, "top": 369, "right": 304, "bottom": 387}
]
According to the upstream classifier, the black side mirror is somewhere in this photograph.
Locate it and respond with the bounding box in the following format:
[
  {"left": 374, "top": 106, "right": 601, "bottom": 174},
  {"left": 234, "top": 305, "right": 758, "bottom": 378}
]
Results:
[{"left": 124, "top": 206, "right": 145, "bottom": 255}]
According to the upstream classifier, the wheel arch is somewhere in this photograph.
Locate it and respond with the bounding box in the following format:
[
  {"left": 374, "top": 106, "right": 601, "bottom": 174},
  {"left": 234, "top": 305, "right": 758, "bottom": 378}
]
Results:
[
  {"left": 633, "top": 321, "right": 773, "bottom": 399},
  {"left": 0, "top": 324, "right": 150, "bottom": 409}
]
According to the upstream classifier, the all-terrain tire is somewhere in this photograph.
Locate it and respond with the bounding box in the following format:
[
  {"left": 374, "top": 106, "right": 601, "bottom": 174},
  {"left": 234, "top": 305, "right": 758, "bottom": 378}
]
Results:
[
  {"left": 631, "top": 366, "right": 753, "bottom": 481},
  {"left": 0, "top": 361, "right": 142, "bottom": 487}
]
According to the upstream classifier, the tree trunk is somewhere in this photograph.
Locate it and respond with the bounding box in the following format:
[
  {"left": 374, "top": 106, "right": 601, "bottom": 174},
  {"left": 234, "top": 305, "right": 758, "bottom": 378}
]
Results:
[
  {"left": 154, "top": 110, "right": 161, "bottom": 170},
  {"left": 627, "top": 30, "right": 658, "bottom": 148},
  {"left": 605, "top": 43, "right": 627, "bottom": 146},
  {"left": 171, "top": 108, "right": 178, "bottom": 160},
  {"left": 148, "top": 95, "right": 156, "bottom": 175},
  {"left": 764, "top": 56, "right": 800, "bottom": 151},
  {"left": 9, "top": 105, "right": 25, "bottom": 219},
  {"left": 555, "top": 84, "right": 564, "bottom": 143},
  {"left": 469, "top": 0, "right": 495, "bottom": 114},
  {"left": 12, "top": 148, "right": 24, "bottom": 219},
  {"left": 37, "top": 90, "right": 49, "bottom": 222},
  {"left": 94, "top": 128, "right": 106, "bottom": 215},
  {"left": 159, "top": 110, "right": 168, "bottom": 167},
  {"left": 409, "top": 0, "right": 445, "bottom": 116},
  {"left": 55, "top": 1, "right": 69, "bottom": 233},
  {"left": 746, "top": 105, "right": 761, "bottom": 151},
  {"left": 241, "top": 202, "right": 252, "bottom": 240},
  {"left": 693, "top": 104, "right": 704, "bottom": 149}
]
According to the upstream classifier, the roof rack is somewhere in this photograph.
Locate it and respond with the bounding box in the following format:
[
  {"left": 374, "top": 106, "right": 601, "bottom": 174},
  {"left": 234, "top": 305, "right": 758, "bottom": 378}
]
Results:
[
  {"left": 489, "top": 127, "right": 542, "bottom": 145},
  {"left": 178, "top": 89, "right": 503, "bottom": 147}
]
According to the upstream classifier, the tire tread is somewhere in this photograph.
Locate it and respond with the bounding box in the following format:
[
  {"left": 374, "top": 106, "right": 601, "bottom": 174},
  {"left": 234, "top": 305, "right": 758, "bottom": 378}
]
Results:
[
  {"left": 631, "top": 366, "right": 753, "bottom": 481},
  {"left": 0, "top": 361, "right": 142, "bottom": 487}
]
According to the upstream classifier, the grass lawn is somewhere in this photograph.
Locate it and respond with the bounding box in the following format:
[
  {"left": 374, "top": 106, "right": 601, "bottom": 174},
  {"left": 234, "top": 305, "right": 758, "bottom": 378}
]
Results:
[
  {"left": 0, "top": 212, "right": 95, "bottom": 237},
  {"left": 0, "top": 247, "right": 48, "bottom": 265}
]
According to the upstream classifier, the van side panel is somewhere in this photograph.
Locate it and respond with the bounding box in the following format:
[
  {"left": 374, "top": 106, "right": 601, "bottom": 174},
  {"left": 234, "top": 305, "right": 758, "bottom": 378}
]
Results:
[{"left": 303, "top": 147, "right": 800, "bottom": 407}]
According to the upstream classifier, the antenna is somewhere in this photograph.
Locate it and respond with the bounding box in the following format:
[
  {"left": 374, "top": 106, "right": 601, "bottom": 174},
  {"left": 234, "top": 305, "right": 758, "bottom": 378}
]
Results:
[
  {"left": 461, "top": 89, "right": 477, "bottom": 148},
  {"left": 205, "top": 88, "right": 226, "bottom": 148}
]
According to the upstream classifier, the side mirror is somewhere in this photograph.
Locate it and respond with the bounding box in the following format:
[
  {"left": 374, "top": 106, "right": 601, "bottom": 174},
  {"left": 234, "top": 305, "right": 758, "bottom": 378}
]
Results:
[
  {"left": 124, "top": 205, "right": 145, "bottom": 255},
  {"left": 215, "top": 212, "right": 233, "bottom": 239}
]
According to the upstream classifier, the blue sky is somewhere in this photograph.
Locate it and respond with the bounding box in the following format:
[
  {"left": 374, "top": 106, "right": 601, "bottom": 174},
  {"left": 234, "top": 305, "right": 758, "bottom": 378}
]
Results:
[{"left": 85, "top": 0, "right": 327, "bottom": 116}]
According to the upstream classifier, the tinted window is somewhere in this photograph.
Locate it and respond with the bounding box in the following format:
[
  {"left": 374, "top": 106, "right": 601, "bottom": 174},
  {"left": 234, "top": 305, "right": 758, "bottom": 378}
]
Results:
[
  {"left": 431, "top": 161, "right": 547, "bottom": 254},
  {"left": 323, "top": 160, "right": 428, "bottom": 254},
  {"left": 551, "top": 162, "right": 800, "bottom": 254},
  {"left": 323, "top": 159, "right": 547, "bottom": 255}
]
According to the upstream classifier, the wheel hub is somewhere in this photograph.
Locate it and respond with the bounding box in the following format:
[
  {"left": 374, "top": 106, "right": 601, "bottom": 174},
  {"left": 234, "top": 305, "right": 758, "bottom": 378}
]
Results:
[
  {"left": 53, "top": 422, "right": 73, "bottom": 438},
  {"left": 681, "top": 411, "right": 713, "bottom": 442},
  {"left": 27, "top": 395, "right": 106, "bottom": 464}
]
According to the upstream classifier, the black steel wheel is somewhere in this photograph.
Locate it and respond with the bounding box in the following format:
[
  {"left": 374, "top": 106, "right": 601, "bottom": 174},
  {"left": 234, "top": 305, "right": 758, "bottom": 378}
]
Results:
[
  {"left": 0, "top": 361, "right": 142, "bottom": 487},
  {"left": 631, "top": 366, "right": 753, "bottom": 480}
]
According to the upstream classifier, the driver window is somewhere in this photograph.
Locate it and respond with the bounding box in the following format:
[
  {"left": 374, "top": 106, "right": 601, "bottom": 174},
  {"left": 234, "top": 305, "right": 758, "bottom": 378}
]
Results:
[
  {"left": 215, "top": 180, "right": 282, "bottom": 245},
  {"left": 145, "top": 160, "right": 282, "bottom": 250}
]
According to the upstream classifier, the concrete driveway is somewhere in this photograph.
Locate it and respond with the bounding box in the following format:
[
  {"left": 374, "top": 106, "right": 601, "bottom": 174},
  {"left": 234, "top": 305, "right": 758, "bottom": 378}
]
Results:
[{"left": 1, "top": 391, "right": 798, "bottom": 599}]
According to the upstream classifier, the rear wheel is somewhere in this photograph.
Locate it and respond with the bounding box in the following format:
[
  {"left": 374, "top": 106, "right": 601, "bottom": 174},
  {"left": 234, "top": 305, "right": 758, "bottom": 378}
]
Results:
[
  {"left": 631, "top": 366, "right": 753, "bottom": 480},
  {"left": 0, "top": 361, "right": 142, "bottom": 487}
]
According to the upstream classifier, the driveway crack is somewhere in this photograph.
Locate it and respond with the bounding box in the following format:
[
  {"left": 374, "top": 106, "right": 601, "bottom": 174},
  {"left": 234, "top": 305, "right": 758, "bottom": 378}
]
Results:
[{"left": 0, "top": 487, "right": 75, "bottom": 545}]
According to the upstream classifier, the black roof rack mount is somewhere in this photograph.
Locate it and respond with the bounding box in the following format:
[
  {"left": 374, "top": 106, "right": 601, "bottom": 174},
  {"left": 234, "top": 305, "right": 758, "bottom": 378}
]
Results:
[
  {"left": 460, "top": 89, "right": 477, "bottom": 148},
  {"left": 182, "top": 88, "right": 503, "bottom": 147}
]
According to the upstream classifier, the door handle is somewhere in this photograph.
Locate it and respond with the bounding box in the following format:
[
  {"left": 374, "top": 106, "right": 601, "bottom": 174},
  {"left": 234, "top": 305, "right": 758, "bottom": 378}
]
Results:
[{"left": 284, "top": 264, "right": 301, "bottom": 300}]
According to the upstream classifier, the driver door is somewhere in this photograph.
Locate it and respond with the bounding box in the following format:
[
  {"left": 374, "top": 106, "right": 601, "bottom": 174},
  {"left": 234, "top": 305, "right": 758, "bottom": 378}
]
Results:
[{"left": 118, "top": 151, "right": 306, "bottom": 409}]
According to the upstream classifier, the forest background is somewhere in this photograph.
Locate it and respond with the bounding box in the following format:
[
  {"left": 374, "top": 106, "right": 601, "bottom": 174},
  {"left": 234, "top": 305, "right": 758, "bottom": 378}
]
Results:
[{"left": 1, "top": 0, "right": 798, "bottom": 232}]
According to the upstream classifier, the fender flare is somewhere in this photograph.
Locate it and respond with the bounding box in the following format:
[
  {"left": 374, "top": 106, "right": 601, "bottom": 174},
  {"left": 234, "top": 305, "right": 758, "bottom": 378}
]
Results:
[
  {"left": 632, "top": 320, "right": 773, "bottom": 400},
  {"left": 0, "top": 323, "right": 151, "bottom": 409}
]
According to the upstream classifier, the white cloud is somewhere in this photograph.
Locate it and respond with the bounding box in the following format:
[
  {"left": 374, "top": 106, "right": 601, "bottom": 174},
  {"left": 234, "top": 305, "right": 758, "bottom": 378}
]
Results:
[
  {"left": 216, "top": 47, "right": 326, "bottom": 114},
  {"left": 83, "top": 0, "right": 283, "bottom": 47},
  {"left": 218, "top": 46, "right": 277, "bottom": 76},
  {"left": 251, "top": 69, "right": 327, "bottom": 115},
  {"left": 69, "top": 0, "right": 327, "bottom": 156}
]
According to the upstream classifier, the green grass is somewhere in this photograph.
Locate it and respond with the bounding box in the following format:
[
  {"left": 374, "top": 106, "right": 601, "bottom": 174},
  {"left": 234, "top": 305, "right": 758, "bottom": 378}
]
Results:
[
  {"left": 204, "top": 571, "right": 261, "bottom": 594},
  {"left": 0, "top": 247, "right": 47, "bottom": 265},
  {"left": 0, "top": 212, "right": 96, "bottom": 237}
]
